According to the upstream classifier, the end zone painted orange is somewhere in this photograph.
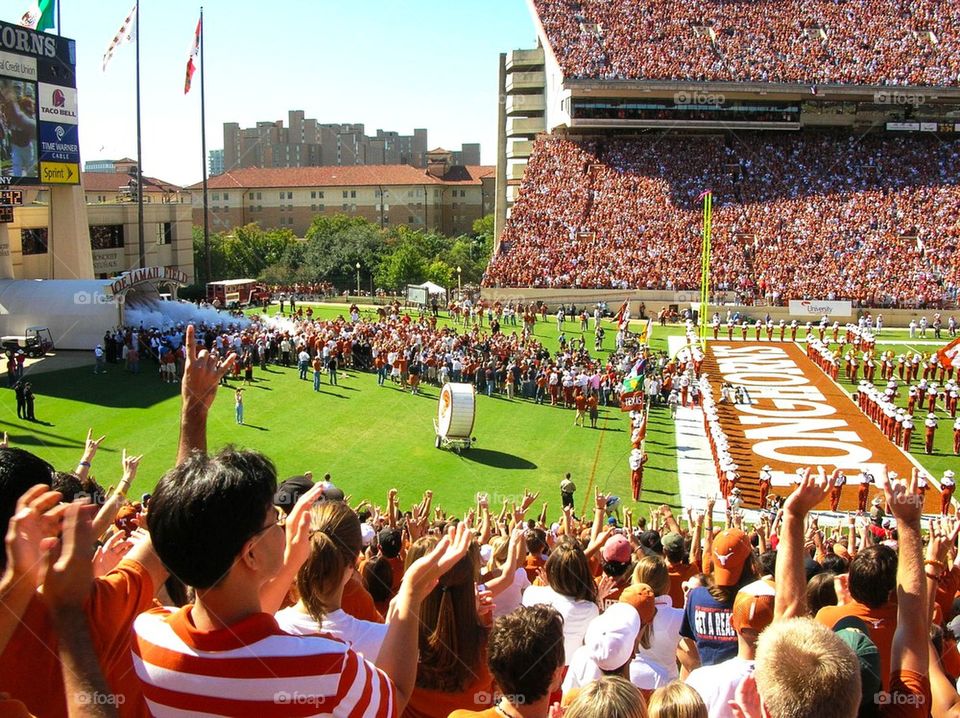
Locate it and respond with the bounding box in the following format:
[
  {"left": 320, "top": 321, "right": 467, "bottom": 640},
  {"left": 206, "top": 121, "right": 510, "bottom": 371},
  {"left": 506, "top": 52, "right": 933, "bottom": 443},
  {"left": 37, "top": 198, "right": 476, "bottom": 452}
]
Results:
[{"left": 702, "top": 342, "right": 939, "bottom": 513}]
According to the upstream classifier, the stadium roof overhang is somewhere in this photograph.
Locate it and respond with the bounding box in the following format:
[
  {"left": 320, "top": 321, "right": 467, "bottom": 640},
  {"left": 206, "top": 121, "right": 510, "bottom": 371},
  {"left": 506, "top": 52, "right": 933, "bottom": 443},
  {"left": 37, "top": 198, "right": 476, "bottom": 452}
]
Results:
[{"left": 563, "top": 78, "right": 960, "bottom": 103}]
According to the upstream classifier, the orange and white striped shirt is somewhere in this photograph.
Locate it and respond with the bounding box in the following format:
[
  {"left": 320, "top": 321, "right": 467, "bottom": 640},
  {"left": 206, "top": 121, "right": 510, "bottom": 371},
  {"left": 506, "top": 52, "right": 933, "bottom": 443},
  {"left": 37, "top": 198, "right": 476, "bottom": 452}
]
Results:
[{"left": 132, "top": 606, "right": 396, "bottom": 718}]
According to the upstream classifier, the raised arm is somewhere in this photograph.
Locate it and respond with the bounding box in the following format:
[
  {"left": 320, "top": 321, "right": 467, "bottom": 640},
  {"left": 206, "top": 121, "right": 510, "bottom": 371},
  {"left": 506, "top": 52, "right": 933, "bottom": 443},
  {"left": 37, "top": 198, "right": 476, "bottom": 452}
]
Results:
[
  {"left": 378, "top": 524, "right": 472, "bottom": 711},
  {"left": 659, "top": 505, "right": 682, "bottom": 535},
  {"left": 702, "top": 496, "right": 716, "bottom": 574},
  {"left": 387, "top": 488, "right": 398, "bottom": 529},
  {"left": 590, "top": 489, "right": 606, "bottom": 545},
  {"left": 177, "top": 324, "right": 236, "bottom": 464},
  {"left": 884, "top": 471, "right": 928, "bottom": 678},
  {"left": 689, "top": 510, "right": 704, "bottom": 567},
  {"left": 92, "top": 450, "right": 141, "bottom": 538},
  {"left": 484, "top": 527, "right": 524, "bottom": 597},
  {"left": 775, "top": 467, "right": 831, "bottom": 620},
  {"left": 928, "top": 642, "right": 960, "bottom": 718},
  {"left": 43, "top": 501, "right": 119, "bottom": 718},
  {"left": 477, "top": 493, "right": 492, "bottom": 546},
  {"left": 1, "top": 485, "right": 64, "bottom": 654},
  {"left": 75, "top": 429, "right": 106, "bottom": 483}
]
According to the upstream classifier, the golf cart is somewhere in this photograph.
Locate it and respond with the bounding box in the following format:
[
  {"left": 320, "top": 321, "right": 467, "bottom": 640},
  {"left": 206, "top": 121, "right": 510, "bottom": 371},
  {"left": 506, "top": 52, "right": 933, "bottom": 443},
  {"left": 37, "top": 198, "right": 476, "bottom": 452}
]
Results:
[{"left": 2, "top": 326, "right": 54, "bottom": 358}]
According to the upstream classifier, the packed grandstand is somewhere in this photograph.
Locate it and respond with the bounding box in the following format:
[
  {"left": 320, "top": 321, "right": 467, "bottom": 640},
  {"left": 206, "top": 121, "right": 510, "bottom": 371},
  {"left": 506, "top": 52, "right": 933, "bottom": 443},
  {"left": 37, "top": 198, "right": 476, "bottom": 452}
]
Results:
[
  {"left": 484, "top": 0, "right": 960, "bottom": 309},
  {"left": 530, "top": 0, "right": 960, "bottom": 85}
]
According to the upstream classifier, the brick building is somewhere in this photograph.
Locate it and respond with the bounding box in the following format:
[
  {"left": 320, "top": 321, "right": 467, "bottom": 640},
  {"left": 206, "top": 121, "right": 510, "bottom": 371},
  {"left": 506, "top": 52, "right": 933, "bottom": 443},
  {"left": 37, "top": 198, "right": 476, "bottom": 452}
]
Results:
[{"left": 192, "top": 149, "right": 494, "bottom": 237}]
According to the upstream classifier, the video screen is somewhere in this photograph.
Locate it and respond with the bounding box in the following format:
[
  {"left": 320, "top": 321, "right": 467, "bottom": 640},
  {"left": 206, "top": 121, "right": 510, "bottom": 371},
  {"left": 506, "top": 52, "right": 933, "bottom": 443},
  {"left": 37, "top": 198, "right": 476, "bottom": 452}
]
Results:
[{"left": 0, "top": 78, "right": 38, "bottom": 179}]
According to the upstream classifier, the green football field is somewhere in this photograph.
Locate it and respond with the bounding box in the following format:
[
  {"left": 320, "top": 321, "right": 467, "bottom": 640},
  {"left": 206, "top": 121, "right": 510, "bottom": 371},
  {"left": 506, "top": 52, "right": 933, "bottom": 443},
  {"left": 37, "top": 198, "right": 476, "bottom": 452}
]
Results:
[
  {"left": 8, "top": 309, "right": 955, "bottom": 516},
  {"left": 3, "top": 305, "right": 686, "bottom": 517}
]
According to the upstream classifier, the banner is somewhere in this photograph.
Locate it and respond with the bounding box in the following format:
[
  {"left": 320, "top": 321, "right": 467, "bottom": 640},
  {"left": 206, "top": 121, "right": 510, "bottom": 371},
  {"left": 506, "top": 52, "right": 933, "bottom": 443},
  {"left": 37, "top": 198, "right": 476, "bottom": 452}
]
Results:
[
  {"left": 620, "top": 391, "right": 645, "bottom": 412},
  {"left": 937, "top": 336, "right": 960, "bottom": 369},
  {"left": 788, "top": 300, "right": 852, "bottom": 318}
]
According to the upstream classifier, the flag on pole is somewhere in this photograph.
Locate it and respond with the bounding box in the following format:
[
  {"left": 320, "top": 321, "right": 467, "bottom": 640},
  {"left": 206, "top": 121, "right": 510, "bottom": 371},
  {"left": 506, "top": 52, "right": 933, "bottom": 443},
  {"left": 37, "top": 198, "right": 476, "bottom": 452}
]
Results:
[
  {"left": 622, "top": 374, "right": 644, "bottom": 393},
  {"left": 614, "top": 299, "right": 630, "bottom": 330},
  {"left": 103, "top": 3, "right": 138, "bottom": 72},
  {"left": 937, "top": 336, "right": 960, "bottom": 369},
  {"left": 20, "top": 0, "right": 55, "bottom": 32},
  {"left": 184, "top": 15, "right": 201, "bottom": 94}
]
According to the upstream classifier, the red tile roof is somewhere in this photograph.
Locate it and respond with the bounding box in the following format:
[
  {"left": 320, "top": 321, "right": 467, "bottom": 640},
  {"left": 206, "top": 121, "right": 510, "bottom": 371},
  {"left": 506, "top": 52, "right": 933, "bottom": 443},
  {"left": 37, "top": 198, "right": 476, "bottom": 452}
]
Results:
[
  {"left": 81, "top": 172, "right": 184, "bottom": 194},
  {"left": 190, "top": 164, "right": 494, "bottom": 191}
]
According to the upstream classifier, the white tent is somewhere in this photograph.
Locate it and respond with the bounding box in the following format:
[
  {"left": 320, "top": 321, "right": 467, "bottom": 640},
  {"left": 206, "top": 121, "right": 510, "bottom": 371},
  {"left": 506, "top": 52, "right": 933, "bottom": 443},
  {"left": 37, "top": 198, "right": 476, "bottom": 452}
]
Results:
[
  {"left": 414, "top": 281, "right": 447, "bottom": 296},
  {"left": 0, "top": 279, "right": 118, "bottom": 350}
]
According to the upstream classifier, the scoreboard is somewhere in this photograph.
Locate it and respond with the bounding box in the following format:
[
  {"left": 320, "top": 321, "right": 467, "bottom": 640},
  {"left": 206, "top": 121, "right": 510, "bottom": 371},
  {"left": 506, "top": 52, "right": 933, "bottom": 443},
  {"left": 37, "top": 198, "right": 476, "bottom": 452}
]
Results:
[{"left": 0, "top": 21, "right": 79, "bottom": 186}]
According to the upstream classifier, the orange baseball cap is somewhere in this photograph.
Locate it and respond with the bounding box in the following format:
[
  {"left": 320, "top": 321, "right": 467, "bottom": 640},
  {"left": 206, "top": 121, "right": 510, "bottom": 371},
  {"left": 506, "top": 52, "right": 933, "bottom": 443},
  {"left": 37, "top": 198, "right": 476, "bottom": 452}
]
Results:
[
  {"left": 620, "top": 582, "right": 657, "bottom": 624},
  {"left": 731, "top": 579, "right": 776, "bottom": 633},
  {"left": 711, "top": 529, "right": 754, "bottom": 587}
]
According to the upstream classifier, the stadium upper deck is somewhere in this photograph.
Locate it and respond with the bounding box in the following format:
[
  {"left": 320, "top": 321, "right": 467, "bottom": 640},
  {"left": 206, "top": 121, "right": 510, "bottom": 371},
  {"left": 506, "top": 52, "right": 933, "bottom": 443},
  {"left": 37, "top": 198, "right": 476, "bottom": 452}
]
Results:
[{"left": 532, "top": 0, "right": 960, "bottom": 88}]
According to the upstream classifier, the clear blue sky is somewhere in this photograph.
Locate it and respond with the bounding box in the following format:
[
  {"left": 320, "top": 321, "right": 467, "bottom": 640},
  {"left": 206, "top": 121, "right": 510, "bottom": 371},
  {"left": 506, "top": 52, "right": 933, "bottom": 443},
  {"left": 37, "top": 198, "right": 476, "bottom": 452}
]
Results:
[{"left": 1, "top": 0, "right": 538, "bottom": 185}]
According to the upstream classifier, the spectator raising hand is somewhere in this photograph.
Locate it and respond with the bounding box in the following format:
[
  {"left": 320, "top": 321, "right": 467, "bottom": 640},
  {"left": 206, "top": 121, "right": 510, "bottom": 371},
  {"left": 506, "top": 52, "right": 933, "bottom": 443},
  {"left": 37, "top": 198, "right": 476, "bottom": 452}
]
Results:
[
  {"left": 178, "top": 323, "right": 237, "bottom": 462},
  {"left": 76, "top": 429, "right": 106, "bottom": 482},
  {"left": 776, "top": 467, "right": 831, "bottom": 619},
  {"left": 880, "top": 470, "right": 929, "bottom": 686}
]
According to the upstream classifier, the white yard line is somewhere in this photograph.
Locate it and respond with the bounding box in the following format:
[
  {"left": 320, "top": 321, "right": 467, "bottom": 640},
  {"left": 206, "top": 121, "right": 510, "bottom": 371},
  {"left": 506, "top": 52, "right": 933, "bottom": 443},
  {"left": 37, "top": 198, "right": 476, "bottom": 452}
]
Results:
[{"left": 667, "top": 336, "right": 763, "bottom": 522}]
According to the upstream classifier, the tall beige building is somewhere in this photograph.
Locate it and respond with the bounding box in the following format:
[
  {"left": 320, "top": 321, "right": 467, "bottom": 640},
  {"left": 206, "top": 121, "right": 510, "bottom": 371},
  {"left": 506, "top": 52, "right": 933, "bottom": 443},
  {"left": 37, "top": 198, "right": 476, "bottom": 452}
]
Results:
[{"left": 221, "top": 111, "right": 482, "bottom": 172}]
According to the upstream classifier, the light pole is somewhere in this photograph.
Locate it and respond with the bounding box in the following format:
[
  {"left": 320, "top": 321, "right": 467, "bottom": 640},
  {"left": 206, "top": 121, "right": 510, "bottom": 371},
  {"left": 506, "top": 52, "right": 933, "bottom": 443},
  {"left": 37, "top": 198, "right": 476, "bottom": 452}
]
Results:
[
  {"left": 456, "top": 265, "right": 462, "bottom": 297},
  {"left": 355, "top": 262, "right": 361, "bottom": 296}
]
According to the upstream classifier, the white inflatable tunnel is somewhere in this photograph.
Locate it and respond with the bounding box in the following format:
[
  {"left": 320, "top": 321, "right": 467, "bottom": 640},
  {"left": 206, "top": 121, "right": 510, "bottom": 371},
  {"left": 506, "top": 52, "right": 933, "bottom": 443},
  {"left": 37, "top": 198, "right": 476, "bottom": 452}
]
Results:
[{"left": 0, "top": 279, "right": 120, "bottom": 350}]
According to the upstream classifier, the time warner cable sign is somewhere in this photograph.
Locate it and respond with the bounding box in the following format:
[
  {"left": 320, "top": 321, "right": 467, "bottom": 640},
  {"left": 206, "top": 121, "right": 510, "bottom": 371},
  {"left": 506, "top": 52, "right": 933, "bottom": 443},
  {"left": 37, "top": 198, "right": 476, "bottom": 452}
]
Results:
[{"left": 0, "top": 21, "right": 79, "bottom": 186}]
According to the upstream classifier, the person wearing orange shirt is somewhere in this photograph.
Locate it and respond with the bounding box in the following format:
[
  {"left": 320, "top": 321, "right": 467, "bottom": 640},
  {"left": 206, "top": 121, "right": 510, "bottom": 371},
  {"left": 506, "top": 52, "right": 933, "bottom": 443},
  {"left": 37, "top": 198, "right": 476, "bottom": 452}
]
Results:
[
  {"left": 587, "top": 393, "right": 599, "bottom": 428},
  {"left": 925, "top": 413, "right": 938, "bottom": 454},
  {"left": 858, "top": 470, "right": 875, "bottom": 513},
  {"left": 378, "top": 526, "right": 406, "bottom": 596},
  {"left": 523, "top": 529, "right": 549, "bottom": 583},
  {"left": 663, "top": 532, "right": 697, "bottom": 609},
  {"left": 758, "top": 465, "right": 772, "bottom": 510},
  {"left": 816, "top": 544, "right": 899, "bottom": 690},
  {"left": 574, "top": 391, "right": 587, "bottom": 427},
  {"left": 0, "top": 445, "right": 168, "bottom": 718},
  {"left": 942, "top": 471, "right": 956, "bottom": 516},
  {"left": 829, "top": 470, "right": 847, "bottom": 512}
]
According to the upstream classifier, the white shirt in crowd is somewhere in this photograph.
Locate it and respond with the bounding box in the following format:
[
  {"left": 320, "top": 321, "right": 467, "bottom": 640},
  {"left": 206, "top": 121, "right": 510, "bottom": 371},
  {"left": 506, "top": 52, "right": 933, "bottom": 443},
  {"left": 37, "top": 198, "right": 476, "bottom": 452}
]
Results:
[
  {"left": 562, "top": 639, "right": 670, "bottom": 694},
  {"left": 634, "top": 594, "right": 683, "bottom": 682},
  {"left": 522, "top": 584, "right": 599, "bottom": 665},
  {"left": 685, "top": 656, "right": 755, "bottom": 718},
  {"left": 492, "top": 568, "right": 531, "bottom": 619},
  {"left": 274, "top": 607, "right": 388, "bottom": 663}
]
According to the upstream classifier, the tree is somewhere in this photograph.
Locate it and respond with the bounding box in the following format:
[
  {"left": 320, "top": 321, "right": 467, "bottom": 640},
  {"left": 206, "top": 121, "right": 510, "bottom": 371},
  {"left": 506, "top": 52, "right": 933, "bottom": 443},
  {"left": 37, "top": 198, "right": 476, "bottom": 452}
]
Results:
[
  {"left": 298, "top": 215, "right": 385, "bottom": 287},
  {"left": 423, "top": 259, "right": 453, "bottom": 288},
  {"left": 375, "top": 243, "right": 426, "bottom": 291},
  {"left": 471, "top": 213, "right": 495, "bottom": 268},
  {"left": 192, "top": 224, "right": 297, "bottom": 281}
]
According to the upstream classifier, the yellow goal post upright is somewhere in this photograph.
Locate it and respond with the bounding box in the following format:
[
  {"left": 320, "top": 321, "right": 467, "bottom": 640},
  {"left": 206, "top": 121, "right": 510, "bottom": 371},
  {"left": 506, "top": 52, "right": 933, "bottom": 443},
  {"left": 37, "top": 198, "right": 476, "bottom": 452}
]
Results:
[{"left": 698, "top": 189, "right": 713, "bottom": 351}]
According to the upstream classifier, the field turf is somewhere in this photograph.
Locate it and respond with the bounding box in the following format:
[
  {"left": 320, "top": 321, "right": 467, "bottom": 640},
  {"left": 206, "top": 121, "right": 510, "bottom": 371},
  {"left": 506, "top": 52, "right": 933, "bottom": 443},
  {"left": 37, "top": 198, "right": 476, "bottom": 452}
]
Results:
[{"left": 3, "top": 305, "right": 686, "bottom": 516}]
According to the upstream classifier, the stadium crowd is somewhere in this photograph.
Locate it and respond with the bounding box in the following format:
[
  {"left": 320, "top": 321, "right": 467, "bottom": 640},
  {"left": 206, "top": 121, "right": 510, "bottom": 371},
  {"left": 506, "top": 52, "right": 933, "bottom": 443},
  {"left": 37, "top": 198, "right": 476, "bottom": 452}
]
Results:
[
  {"left": 1, "top": 326, "right": 958, "bottom": 718},
  {"left": 532, "top": 0, "right": 960, "bottom": 86},
  {"left": 484, "top": 134, "right": 960, "bottom": 308}
]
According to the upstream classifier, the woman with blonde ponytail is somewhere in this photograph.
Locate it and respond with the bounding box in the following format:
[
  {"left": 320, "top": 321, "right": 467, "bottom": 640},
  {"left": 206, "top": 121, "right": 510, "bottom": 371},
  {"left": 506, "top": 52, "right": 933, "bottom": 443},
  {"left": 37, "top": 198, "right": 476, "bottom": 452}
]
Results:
[
  {"left": 274, "top": 500, "right": 388, "bottom": 661},
  {"left": 402, "top": 535, "right": 494, "bottom": 718}
]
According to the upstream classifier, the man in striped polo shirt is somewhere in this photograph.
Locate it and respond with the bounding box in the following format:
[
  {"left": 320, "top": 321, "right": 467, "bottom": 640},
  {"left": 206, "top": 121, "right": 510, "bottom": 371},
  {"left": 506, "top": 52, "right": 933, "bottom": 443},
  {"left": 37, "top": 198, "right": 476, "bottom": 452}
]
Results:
[{"left": 135, "top": 444, "right": 470, "bottom": 717}]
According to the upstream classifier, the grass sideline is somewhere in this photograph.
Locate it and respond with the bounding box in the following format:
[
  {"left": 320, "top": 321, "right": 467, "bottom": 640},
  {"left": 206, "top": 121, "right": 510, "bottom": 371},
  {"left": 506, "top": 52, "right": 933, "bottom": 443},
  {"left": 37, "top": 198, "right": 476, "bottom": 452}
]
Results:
[{"left": 3, "top": 305, "right": 685, "bottom": 516}]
